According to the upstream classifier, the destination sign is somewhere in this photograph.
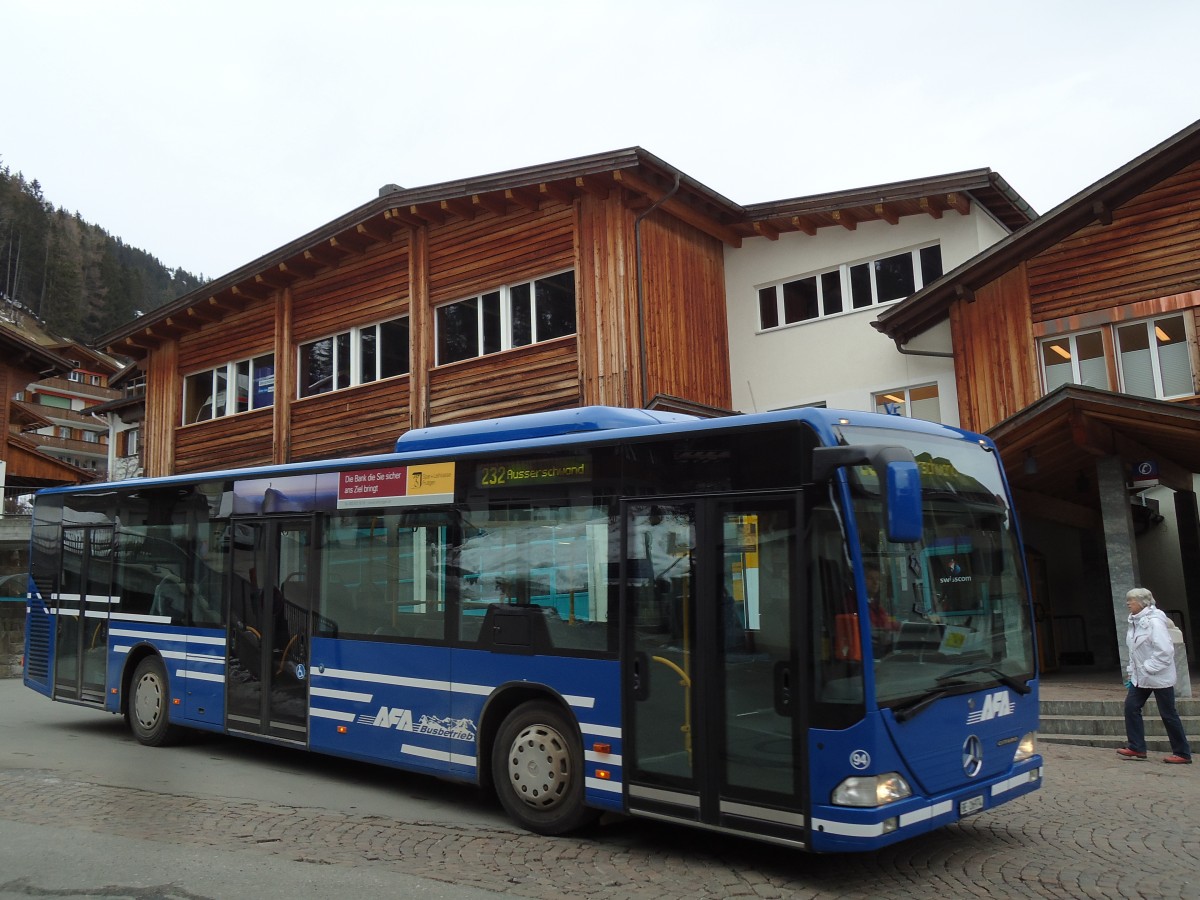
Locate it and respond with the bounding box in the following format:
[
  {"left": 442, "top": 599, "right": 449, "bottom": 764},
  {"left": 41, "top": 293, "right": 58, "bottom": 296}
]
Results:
[{"left": 476, "top": 456, "right": 591, "bottom": 489}]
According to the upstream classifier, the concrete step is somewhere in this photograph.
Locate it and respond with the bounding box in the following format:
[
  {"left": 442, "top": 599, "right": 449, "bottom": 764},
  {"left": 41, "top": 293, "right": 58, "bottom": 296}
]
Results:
[
  {"left": 1039, "top": 714, "right": 1200, "bottom": 737},
  {"left": 1040, "top": 733, "right": 1185, "bottom": 753},
  {"left": 1039, "top": 696, "right": 1197, "bottom": 751}
]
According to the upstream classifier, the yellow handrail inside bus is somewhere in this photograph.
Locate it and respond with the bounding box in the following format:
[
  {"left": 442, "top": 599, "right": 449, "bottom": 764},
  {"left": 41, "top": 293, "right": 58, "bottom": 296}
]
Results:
[{"left": 651, "top": 655, "right": 693, "bottom": 764}]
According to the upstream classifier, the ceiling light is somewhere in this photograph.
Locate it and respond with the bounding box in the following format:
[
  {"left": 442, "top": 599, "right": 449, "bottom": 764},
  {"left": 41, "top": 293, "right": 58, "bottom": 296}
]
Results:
[
  {"left": 1050, "top": 344, "right": 1071, "bottom": 360},
  {"left": 1155, "top": 326, "right": 1171, "bottom": 343},
  {"left": 884, "top": 394, "right": 905, "bottom": 404}
]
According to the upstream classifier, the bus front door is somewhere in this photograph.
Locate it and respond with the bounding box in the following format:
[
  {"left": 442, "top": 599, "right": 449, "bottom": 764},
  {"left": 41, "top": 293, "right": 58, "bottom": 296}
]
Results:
[
  {"left": 54, "top": 526, "right": 114, "bottom": 705},
  {"left": 225, "top": 518, "right": 313, "bottom": 744},
  {"left": 623, "top": 496, "right": 806, "bottom": 845}
]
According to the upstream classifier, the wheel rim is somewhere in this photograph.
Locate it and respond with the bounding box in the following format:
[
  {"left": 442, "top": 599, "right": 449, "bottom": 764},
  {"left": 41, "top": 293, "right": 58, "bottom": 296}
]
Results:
[
  {"left": 134, "top": 671, "right": 163, "bottom": 730},
  {"left": 506, "top": 722, "right": 571, "bottom": 810}
]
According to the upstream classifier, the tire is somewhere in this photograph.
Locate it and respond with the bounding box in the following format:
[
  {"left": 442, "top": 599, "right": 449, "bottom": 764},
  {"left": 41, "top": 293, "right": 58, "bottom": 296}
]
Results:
[
  {"left": 492, "top": 701, "right": 597, "bottom": 836},
  {"left": 127, "top": 656, "right": 183, "bottom": 746}
]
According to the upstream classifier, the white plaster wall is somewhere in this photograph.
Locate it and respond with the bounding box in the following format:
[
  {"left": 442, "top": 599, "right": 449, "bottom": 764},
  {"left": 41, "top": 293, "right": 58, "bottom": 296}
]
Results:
[
  {"left": 1134, "top": 480, "right": 1195, "bottom": 636},
  {"left": 724, "top": 209, "right": 1010, "bottom": 426}
]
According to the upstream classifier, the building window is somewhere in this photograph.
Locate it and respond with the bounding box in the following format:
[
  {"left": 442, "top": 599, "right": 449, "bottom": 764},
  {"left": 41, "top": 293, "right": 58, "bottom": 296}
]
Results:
[
  {"left": 1117, "top": 315, "right": 1194, "bottom": 399},
  {"left": 298, "top": 316, "right": 410, "bottom": 399},
  {"left": 435, "top": 270, "right": 575, "bottom": 365},
  {"left": 67, "top": 372, "right": 83, "bottom": 383},
  {"left": 125, "top": 428, "right": 140, "bottom": 456},
  {"left": 1040, "top": 331, "right": 1109, "bottom": 392},
  {"left": 82, "top": 431, "right": 100, "bottom": 444},
  {"left": 57, "top": 426, "right": 73, "bottom": 439},
  {"left": 1038, "top": 314, "right": 1194, "bottom": 400},
  {"left": 89, "top": 375, "right": 103, "bottom": 386},
  {"left": 757, "top": 245, "right": 942, "bottom": 331},
  {"left": 872, "top": 383, "right": 941, "bottom": 422},
  {"left": 183, "top": 353, "right": 275, "bottom": 424}
]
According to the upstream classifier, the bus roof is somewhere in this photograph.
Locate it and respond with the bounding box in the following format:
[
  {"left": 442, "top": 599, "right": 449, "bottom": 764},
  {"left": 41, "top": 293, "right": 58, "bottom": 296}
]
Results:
[{"left": 36, "top": 406, "right": 983, "bottom": 496}]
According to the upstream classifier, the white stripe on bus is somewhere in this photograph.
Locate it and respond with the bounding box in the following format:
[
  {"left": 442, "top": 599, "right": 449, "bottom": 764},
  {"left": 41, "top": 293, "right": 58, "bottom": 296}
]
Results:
[
  {"left": 310, "top": 686, "right": 373, "bottom": 703},
  {"left": 310, "top": 707, "right": 356, "bottom": 722},
  {"left": 176, "top": 670, "right": 225, "bottom": 683},
  {"left": 314, "top": 666, "right": 595, "bottom": 709},
  {"left": 586, "top": 777, "right": 623, "bottom": 794},
  {"left": 401, "top": 744, "right": 477, "bottom": 767}
]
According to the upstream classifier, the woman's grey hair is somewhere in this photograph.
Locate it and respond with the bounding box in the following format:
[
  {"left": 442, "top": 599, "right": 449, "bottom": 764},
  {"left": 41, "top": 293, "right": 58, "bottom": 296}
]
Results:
[{"left": 1126, "top": 587, "right": 1156, "bottom": 608}]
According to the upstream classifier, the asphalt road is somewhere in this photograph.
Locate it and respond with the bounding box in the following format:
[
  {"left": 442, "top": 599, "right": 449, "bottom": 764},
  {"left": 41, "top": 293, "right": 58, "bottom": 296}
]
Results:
[{"left": 0, "top": 679, "right": 1196, "bottom": 899}]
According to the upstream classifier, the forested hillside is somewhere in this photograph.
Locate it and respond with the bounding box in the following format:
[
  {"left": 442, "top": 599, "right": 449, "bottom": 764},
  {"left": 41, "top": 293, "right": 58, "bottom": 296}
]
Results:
[{"left": 0, "top": 161, "right": 207, "bottom": 344}]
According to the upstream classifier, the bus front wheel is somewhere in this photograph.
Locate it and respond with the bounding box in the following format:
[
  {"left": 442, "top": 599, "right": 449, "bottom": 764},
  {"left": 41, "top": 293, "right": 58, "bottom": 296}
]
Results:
[
  {"left": 492, "top": 701, "right": 596, "bottom": 835},
  {"left": 127, "top": 656, "right": 183, "bottom": 747}
]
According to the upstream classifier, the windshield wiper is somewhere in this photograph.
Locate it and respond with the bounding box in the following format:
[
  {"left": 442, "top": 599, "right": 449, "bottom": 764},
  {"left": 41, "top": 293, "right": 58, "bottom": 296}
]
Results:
[
  {"left": 936, "top": 665, "right": 1031, "bottom": 695},
  {"left": 892, "top": 684, "right": 966, "bottom": 722}
]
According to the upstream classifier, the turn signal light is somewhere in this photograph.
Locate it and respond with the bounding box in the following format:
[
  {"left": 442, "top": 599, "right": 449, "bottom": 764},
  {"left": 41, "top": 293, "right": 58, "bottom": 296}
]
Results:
[
  {"left": 592, "top": 742, "right": 612, "bottom": 754},
  {"left": 595, "top": 770, "right": 611, "bottom": 780},
  {"left": 337, "top": 725, "right": 348, "bottom": 734}
]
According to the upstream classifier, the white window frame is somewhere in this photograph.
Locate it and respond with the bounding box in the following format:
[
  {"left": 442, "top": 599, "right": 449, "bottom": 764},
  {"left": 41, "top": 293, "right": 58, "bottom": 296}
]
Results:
[
  {"left": 756, "top": 243, "right": 942, "bottom": 332},
  {"left": 872, "top": 383, "right": 942, "bottom": 422},
  {"left": 434, "top": 269, "right": 576, "bottom": 365},
  {"left": 182, "top": 352, "right": 275, "bottom": 424},
  {"left": 1115, "top": 313, "right": 1196, "bottom": 400},
  {"left": 297, "top": 315, "right": 410, "bottom": 399},
  {"left": 1037, "top": 314, "right": 1195, "bottom": 400},
  {"left": 1038, "top": 330, "right": 1109, "bottom": 392}
]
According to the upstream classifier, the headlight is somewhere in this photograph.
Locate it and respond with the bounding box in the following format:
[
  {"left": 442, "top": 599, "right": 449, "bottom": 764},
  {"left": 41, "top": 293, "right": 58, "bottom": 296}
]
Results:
[
  {"left": 831, "top": 772, "right": 912, "bottom": 807},
  {"left": 1013, "top": 731, "right": 1037, "bottom": 762}
]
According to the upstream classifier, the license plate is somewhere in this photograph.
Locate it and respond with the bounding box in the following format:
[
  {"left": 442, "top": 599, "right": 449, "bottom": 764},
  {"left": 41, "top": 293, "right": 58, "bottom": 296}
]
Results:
[{"left": 959, "top": 795, "right": 984, "bottom": 817}]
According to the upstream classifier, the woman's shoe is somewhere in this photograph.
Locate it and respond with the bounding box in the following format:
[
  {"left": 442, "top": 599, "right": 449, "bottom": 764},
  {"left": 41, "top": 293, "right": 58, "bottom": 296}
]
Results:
[{"left": 1163, "top": 755, "right": 1193, "bottom": 764}]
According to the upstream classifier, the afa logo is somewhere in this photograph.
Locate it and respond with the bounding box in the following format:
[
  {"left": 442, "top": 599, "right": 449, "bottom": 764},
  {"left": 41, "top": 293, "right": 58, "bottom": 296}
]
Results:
[
  {"left": 358, "top": 706, "right": 478, "bottom": 742},
  {"left": 966, "top": 690, "right": 1014, "bottom": 725}
]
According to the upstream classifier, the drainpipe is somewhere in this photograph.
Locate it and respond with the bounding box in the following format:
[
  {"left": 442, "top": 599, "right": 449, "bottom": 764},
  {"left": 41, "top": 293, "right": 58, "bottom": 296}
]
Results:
[
  {"left": 634, "top": 172, "right": 682, "bottom": 407},
  {"left": 893, "top": 338, "right": 953, "bottom": 359}
]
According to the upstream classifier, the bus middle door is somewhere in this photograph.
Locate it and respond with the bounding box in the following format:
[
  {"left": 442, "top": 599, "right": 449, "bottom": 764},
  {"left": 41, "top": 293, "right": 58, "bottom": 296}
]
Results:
[
  {"left": 225, "top": 517, "right": 313, "bottom": 744},
  {"left": 623, "top": 495, "right": 806, "bottom": 845}
]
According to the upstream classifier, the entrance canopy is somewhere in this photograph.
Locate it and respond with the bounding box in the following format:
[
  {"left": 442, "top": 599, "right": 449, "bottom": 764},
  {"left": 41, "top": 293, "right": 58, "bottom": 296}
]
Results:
[{"left": 988, "top": 385, "right": 1200, "bottom": 529}]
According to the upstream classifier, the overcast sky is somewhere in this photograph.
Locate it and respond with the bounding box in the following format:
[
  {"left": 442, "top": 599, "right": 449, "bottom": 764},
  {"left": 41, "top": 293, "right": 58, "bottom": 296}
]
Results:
[{"left": 5, "top": 0, "right": 1198, "bottom": 280}]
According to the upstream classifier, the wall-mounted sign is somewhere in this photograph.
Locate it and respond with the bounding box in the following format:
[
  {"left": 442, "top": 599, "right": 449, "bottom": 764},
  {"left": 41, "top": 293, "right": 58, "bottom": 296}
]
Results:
[
  {"left": 337, "top": 462, "right": 456, "bottom": 508},
  {"left": 1130, "top": 460, "right": 1159, "bottom": 489}
]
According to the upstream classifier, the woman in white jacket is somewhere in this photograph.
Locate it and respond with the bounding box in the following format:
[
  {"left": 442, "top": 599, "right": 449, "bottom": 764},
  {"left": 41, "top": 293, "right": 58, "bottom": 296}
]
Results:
[{"left": 1117, "top": 588, "right": 1192, "bottom": 764}]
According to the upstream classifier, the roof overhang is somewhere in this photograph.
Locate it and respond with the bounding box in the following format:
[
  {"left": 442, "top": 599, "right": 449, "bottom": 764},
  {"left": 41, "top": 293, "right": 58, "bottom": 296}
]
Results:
[
  {"left": 874, "top": 117, "right": 1200, "bottom": 345},
  {"left": 987, "top": 385, "right": 1200, "bottom": 529}
]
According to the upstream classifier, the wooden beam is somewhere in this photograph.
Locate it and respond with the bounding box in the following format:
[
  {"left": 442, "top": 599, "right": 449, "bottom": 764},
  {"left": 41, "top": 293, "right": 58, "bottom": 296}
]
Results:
[
  {"left": 304, "top": 245, "right": 338, "bottom": 269},
  {"left": 185, "top": 304, "right": 222, "bottom": 325},
  {"left": 790, "top": 215, "right": 817, "bottom": 236},
  {"left": 610, "top": 169, "right": 742, "bottom": 246},
  {"left": 409, "top": 203, "right": 446, "bottom": 226},
  {"left": 1069, "top": 408, "right": 1115, "bottom": 456},
  {"left": 874, "top": 202, "right": 900, "bottom": 226},
  {"left": 329, "top": 233, "right": 369, "bottom": 257},
  {"left": 1092, "top": 199, "right": 1113, "bottom": 226},
  {"left": 254, "top": 269, "right": 290, "bottom": 289},
  {"left": 472, "top": 192, "right": 510, "bottom": 217},
  {"left": 751, "top": 221, "right": 780, "bottom": 241},
  {"left": 278, "top": 257, "right": 318, "bottom": 279},
  {"left": 946, "top": 192, "right": 971, "bottom": 216},
  {"left": 230, "top": 282, "right": 269, "bottom": 302},
  {"left": 505, "top": 187, "right": 541, "bottom": 211},
  {"left": 954, "top": 284, "right": 976, "bottom": 304},
  {"left": 830, "top": 209, "right": 857, "bottom": 231},
  {"left": 920, "top": 195, "right": 947, "bottom": 219},
  {"left": 538, "top": 181, "right": 578, "bottom": 205},
  {"left": 439, "top": 197, "right": 476, "bottom": 220},
  {"left": 356, "top": 220, "right": 393, "bottom": 245},
  {"left": 575, "top": 175, "right": 610, "bottom": 198},
  {"left": 385, "top": 206, "right": 426, "bottom": 228}
]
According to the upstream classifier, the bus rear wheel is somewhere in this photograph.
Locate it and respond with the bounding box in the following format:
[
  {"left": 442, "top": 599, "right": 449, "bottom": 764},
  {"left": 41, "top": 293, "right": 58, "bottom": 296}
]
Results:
[
  {"left": 492, "top": 701, "right": 596, "bottom": 835},
  {"left": 127, "top": 656, "right": 183, "bottom": 747}
]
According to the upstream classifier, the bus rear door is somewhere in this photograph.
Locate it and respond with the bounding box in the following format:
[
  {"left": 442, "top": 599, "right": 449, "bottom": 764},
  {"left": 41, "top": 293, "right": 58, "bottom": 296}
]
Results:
[
  {"left": 225, "top": 517, "right": 313, "bottom": 744},
  {"left": 623, "top": 495, "right": 807, "bottom": 846}
]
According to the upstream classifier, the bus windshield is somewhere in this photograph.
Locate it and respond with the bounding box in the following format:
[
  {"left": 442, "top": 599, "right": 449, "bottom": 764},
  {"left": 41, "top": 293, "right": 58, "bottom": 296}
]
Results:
[{"left": 838, "top": 425, "right": 1035, "bottom": 711}]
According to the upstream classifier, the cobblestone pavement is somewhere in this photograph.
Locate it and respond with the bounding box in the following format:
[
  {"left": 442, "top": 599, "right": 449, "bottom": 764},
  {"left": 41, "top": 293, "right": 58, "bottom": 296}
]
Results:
[{"left": 1, "top": 736, "right": 1197, "bottom": 900}]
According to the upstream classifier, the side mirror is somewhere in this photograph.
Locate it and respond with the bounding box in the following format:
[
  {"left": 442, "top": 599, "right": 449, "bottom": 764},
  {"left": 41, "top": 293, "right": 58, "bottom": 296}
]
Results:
[{"left": 812, "top": 444, "right": 923, "bottom": 544}]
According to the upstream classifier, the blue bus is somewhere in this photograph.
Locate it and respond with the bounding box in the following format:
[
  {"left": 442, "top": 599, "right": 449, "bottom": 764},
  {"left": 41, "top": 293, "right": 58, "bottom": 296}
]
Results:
[{"left": 23, "top": 406, "right": 1042, "bottom": 852}]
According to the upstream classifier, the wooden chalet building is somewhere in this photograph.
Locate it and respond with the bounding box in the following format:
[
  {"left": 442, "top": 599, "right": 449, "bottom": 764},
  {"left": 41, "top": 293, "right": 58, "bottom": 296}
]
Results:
[
  {"left": 101, "top": 150, "right": 746, "bottom": 478},
  {"left": 875, "top": 117, "right": 1200, "bottom": 682}
]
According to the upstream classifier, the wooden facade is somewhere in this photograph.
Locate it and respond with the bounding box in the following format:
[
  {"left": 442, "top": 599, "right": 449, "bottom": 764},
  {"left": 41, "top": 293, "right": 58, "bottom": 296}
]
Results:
[{"left": 105, "top": 151, "right": 738, "bottom": 477}]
